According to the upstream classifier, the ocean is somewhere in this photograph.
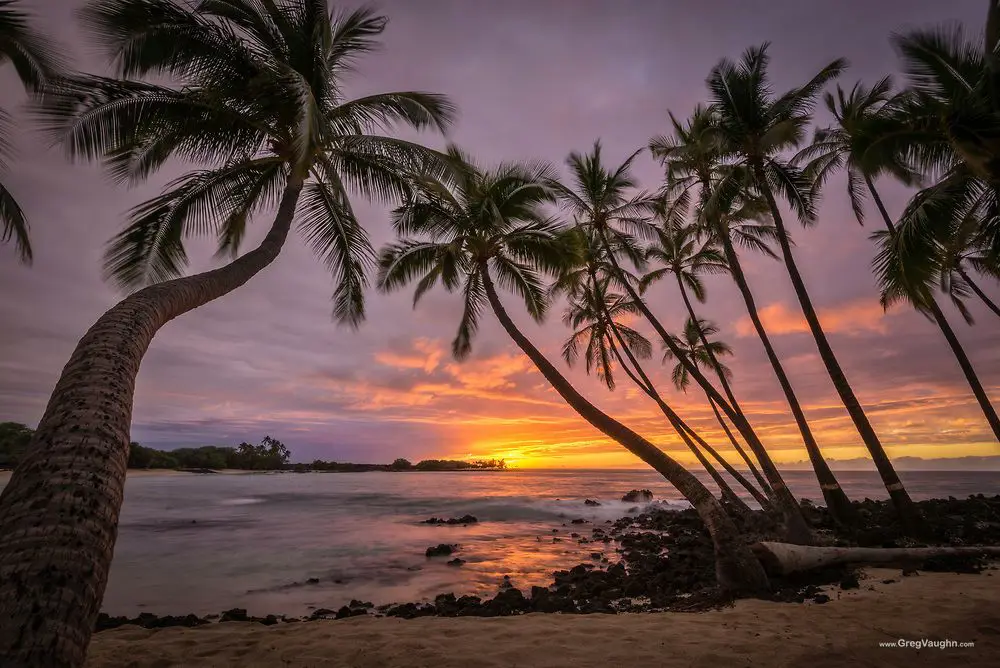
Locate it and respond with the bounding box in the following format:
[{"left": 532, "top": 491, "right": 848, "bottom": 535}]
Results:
[{"left": 3, "top": 468, "right": 999, "bottom": 616}]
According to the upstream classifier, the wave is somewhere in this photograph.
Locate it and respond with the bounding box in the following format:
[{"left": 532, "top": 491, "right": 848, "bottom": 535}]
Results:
[
  {"left": 422, "top": 497, "right": 690, "bottom": 524},
  {"left": 219, "top": 497, "right": 266, "bottom": 506}
]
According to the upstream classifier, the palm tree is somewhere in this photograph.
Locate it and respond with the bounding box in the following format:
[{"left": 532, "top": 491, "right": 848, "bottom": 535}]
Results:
[
  {"left": 802, "top": 79, "right": 1000, "bottom": 442},
  {"left": 651, "top": 106, "right": 857, "bottom": 526},
  {"left": 549, "top": 141, "right": 813, "bottom": 543},
  {"left": 0, "top": 2, "right": 454, "bottom": 664},
  {"left": 562, "top": 280, "right": 760, "bottom": 512},
  {"left": 378, "top": 147, "right": 770, "bottom": 593},
  {"left": 873, "top": 5, "right": 1000, "bottom": 320},
  {"left": 641, "top": 212, "right": 773, "bottom": 498},
  {"left": 707, "top": 44, "right": 920, "bottom": 531},
  {"left": 938, "top": 209, "right": 1000, "bottom": 319},
  {"left": 0, "top": 0, "right": 64, "bottom": 262}
]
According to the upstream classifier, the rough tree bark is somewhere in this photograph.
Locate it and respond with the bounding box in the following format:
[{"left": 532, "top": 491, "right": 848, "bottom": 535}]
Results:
[
  {"left": 0, "top": 177, "right": 306, "bottom": 668},
  {"left": 753, "top": 541, "right": 1000, "bottom": 575}
]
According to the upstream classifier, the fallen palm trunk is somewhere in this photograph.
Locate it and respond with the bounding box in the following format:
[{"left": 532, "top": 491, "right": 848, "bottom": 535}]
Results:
[{"left": 752, "top": 541, "right": 1000, "bottom": 575}]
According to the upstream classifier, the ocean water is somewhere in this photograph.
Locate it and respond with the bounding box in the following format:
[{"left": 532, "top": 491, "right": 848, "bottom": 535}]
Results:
[{"left": 3, "top": 468, "right": 999, "bottom": 616}]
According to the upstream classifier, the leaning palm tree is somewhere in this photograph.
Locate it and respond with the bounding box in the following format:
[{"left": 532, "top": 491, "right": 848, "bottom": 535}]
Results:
[
  {"left": 652, "top": 107, "right": 857, "bottom": 526},
  {"left": 664, "top": 316, "right": 769, "bottom": 493},
  {"left": 641, "top": 212, "right": 773, "bottom": 497},
  {"left": 0, "top": 0, "right": 64, "bottom": 262},
  {"left": 378, "top": 146, "right": 770, "bottom": 592},
  {"left": 551, "top": 141, "right": 813, "bottom": 542},
  {"left": 801, "top": 78, "right": 1000, "bottom": 441},
  {"left": 707, "top": 44, "right": 920, "bottom": 531},
  {"left": 0, "top": 2, "right": 454, "bottom": 664},
  {"left": 563, "top": 280, "right": 760, "bottom": 512}
]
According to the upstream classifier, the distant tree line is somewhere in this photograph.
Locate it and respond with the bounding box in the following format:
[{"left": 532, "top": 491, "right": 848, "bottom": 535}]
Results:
[
  {"left": 1, "top": 422, "right": 504, "bottom": 473},
  {"left": 125, "top": 436, "right": 290, "bottom": 470},
  {"left": 297, "top": 457, "right": 507, "bottom": 472}
]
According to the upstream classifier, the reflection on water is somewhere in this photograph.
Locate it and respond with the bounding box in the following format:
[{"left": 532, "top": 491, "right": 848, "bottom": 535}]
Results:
[{"left": 2, "top": 468, "right": 997, "bottom": 615}]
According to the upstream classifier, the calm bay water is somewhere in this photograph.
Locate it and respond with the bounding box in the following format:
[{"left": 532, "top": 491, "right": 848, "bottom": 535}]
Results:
[{"left": 3, "top": 468, "right": 999, "bottom": 616}]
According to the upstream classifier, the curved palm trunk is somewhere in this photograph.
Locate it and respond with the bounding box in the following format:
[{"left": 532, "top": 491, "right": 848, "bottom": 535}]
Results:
[
  {"left": 604, "top": 327, "right": 759, "bottom": 513},
  {"left": 481, "top": 268, "right": 770, "bottom": 593},
  {"left": 957, "top": 267, "right": 1000, "bottom": 318},
  {"left": 674, "top": 274, "right": 774, "bottom": 498},
  {"left": 0, "top": 178, "right": 306, "bottom": 667},
  {"left": 755, "top": 166, "right": 919, "bottom": 533},
  {"left": 713, "top": 217, "right": 856, "bottom": 525},
  {"left": 596, "top": 231, "right": 813, "bottom": 544},
  {"left": 706, "top": 395, "right": 773, "bottom": 496},
  {"left": 867, "top": 178, "right": 1000, "bottom": 442}
]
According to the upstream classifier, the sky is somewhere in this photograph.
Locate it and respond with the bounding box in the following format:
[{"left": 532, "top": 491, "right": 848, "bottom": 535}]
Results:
[{"left": 1, "top": 0, "right": 998, "bottom": 470}]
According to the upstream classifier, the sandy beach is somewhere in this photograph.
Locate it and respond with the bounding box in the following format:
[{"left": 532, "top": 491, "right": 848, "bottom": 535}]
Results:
[{"left": 86, "top": 567, "right": 999, "bottom": 668}]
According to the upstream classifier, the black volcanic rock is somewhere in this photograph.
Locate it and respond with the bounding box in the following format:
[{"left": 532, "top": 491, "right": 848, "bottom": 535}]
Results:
[
  {"left": 621, "top": 489, "right": 653, "bottom": 503},
  {"left": 422, "top": 515, "right": 478, "bottom": 525},
  {"left": 426, "top": 543, "right": 458, "bottom": 557},
  {"left": 584, "top": 499, "right": 601, "bottom": 506}
]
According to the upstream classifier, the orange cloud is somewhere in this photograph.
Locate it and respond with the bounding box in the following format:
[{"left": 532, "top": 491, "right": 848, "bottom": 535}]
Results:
[
  {"left": 373, "top": 337, "right": 442, "bottom": 372},
  {"left": 735, "top": 299, "right": 893, "bottom": 337}
]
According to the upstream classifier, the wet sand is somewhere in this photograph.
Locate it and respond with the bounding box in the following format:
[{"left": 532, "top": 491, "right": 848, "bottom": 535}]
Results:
[{"left": 87, "top": 567, "right": 1000, "bottom": 667}]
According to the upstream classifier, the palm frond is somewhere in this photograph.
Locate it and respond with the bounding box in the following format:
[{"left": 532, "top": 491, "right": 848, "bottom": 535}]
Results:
[
  {"left": 104, "top": 159, "right": 284, "bottom": 289},
  {"left": 0, "top": 0, "right": 64, "bottom": 90},
  {"left": 297, "top": 178, "right": 377, "bottom": 327},
  {"left": 0, "top": 176, "right": 29, "bottom": 263}
]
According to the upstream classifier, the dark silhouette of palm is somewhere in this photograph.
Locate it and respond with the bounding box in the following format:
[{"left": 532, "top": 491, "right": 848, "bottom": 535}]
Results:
[
  {"left": 379, "top": 146, "right": 770, "bottom": 593},
  {"left": 707, "top": 43, "right": 918, "bottom": 530},
  {"left": 664, "top": 318, "right": 732, "bottom": 392},
  {"left": 0, "top": 3, "right": 454, "bottom": 664},
  {"left": 0, "top": 0, "right": 64, "bottom": 262},
  {"left": 801, "top": 77, "right": 1000, "bottom": 442}
]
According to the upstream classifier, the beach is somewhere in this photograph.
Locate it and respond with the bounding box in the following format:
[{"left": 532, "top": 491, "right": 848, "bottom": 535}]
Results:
[{"left": 86, "top": 567, "right": 999, "bottom": 667}]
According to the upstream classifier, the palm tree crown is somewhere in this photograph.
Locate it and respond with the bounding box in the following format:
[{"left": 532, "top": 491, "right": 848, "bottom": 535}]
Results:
[
  {"left": 561, "top": 280, "right": 651, "bottom": 390},
  {"left": 641, "top": 210, "right": 728, "bottom": 301},
  {"left": 708, "top": 43, "right": 846, "bottom": 224},
  {"left": 663, "top": 317, "right": 733, "bottom": 392},
  {"left": 39, "top": 0, "right": 455, "bottom": 325},
  {"left": 798, "top": 77, "right": 919, "bottom": 224},
  {"left": 377, "top": 146, "right": 570, "bottom": 358}
]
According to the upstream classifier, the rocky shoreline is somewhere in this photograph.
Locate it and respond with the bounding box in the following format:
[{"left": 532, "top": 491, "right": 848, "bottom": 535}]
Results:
[{"left": 94, "top": 494, "right": 1000, "bottom": 633}]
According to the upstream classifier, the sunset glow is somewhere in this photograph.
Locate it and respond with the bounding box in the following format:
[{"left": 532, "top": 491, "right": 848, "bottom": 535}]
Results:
[{"left": 0, "top": 0, "right": 996, "bottom": 471}]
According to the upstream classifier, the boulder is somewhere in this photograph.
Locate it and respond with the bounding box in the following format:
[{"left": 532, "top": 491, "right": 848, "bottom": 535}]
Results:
[
  {"left": 621, "top": 489, "right": 654, "bottom": 503},
  {"left": 426, "top": 543, "right": 458, "bottom": 557},
  {"left": 584, "top": 499, "right": 601, "bottom": 506}
]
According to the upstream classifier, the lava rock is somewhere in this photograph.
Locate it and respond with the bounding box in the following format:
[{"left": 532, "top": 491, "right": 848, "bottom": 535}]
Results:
[
  {"left": 621, "top": 489, "right": 654, "bottom": 503},
  {"left": 422, "top": 515, "right": 478, "bottom": 525},
  {"left": 220, "top": 608, "right": 249, "bottom": 623},
  {"left": 584, "top": 499, "right": 601, "bottom": 506},
  {"left": 447, "top": 558, "right": 466, "bottom": 567},
  {"left": 310, "top": 608, "right": 336, "bottom": 619},
  {"left": 426, "top": 543, "right": 458, "bottom": 557},
  {"left": 839, "top": 573, "right": 860, "bottom": 590}
]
